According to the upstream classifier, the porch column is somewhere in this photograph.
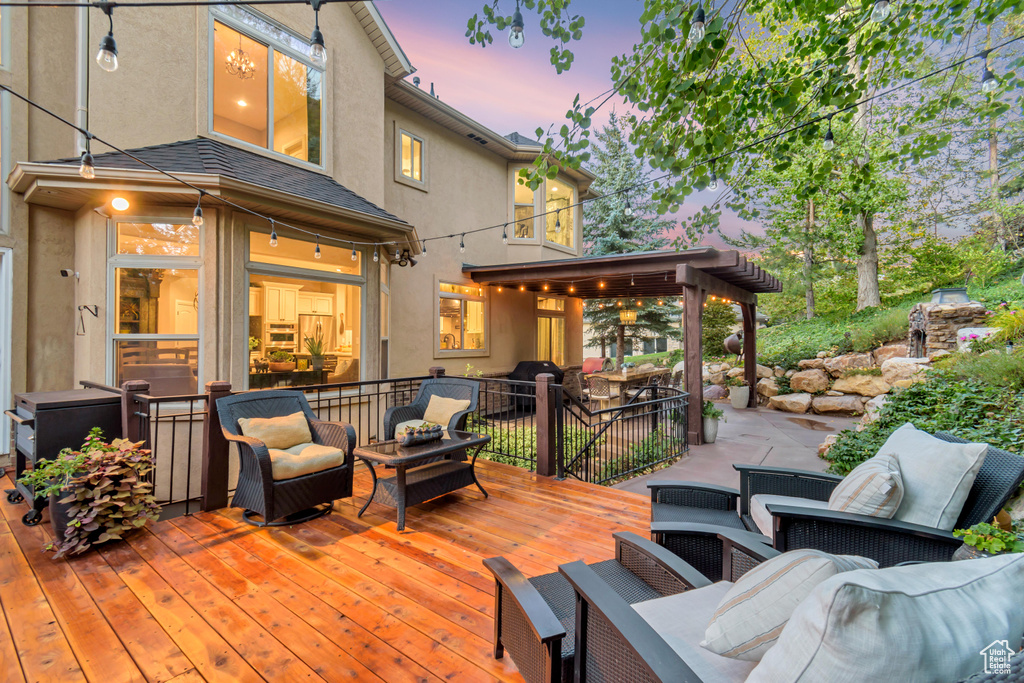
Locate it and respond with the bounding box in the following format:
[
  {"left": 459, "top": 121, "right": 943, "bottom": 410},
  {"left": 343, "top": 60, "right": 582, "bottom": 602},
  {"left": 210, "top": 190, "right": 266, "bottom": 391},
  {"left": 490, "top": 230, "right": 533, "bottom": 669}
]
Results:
[
  {"left": 741, "top": 302, "right": 757, "bottom": 407},
  {"left": 683, "top": 284, "right": 706, "bottom": 444}
]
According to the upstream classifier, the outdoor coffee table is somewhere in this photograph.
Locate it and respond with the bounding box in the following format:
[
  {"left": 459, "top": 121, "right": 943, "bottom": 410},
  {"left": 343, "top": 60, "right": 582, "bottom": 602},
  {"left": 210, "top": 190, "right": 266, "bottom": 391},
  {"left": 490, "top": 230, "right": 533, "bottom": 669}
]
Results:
[{"left": 354, "top": 431, "right": 491, "bottom": 531}]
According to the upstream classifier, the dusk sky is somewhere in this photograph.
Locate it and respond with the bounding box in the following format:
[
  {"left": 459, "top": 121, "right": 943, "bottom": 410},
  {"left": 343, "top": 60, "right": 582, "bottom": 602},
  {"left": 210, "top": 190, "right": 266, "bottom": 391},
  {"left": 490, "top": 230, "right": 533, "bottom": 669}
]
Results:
[{"left": 376, "top": 0, "right": 751, "bottom": 247}]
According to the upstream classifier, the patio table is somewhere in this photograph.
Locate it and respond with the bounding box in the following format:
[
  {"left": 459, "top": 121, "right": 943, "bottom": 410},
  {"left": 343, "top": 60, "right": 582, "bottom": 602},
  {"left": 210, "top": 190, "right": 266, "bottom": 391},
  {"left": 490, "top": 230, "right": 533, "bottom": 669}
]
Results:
[
  {"left": 354, "top": 430, "right": 490, "bottom": 531},
  {"left": 588, "top": 367, "right": 671, "bottom": 407}
]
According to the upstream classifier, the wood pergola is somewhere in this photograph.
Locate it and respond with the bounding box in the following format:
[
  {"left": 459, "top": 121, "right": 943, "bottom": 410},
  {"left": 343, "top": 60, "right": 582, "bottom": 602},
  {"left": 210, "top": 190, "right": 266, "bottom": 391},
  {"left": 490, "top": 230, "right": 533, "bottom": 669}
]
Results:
[{"left": 463, "top": 248, "right": 783, "bottom": 444}]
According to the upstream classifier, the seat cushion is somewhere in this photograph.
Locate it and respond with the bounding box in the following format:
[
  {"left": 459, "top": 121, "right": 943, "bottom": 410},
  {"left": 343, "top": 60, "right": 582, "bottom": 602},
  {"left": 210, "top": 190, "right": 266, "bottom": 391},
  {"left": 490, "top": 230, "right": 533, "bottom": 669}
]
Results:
[
  {"left": 238, "top": 411, "right": 312, "bottom": 450},
  {"left": 702, "top": 549, "right": 878, "bottom": 662},
  {"left": 748, "top": 554, "right": 1024, "bottom": 683},
  {"left": 267, "top": 442, "right": 345, "bottom": 481},
  {"left": 422, "top": 396, "right": 471, "bottom": 426},
  {"left": 750, "top": 495, "right": 828, "bottom": 537},
  {"left": 651, "top": 502, "right": 748, "bottom": 530},
  {"left": 633, "top": 583, "right": 757, "bottom": 683},
  {"left": 879, "top": 423, "right": 987, "bottom": 530},
  {"left": 394, "top": 419, "right": 440, "bottom": 437},
  {"left": 827, "top": 453, "right": 903, "bottom": 518}
]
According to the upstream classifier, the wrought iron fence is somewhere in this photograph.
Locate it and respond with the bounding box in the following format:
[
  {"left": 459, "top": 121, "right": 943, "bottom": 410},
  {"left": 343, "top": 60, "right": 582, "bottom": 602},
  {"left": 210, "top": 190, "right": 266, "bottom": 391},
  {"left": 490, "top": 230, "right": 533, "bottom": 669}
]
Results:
[{"left": 461, "top": 375, "right": 546, "bottom": 470}]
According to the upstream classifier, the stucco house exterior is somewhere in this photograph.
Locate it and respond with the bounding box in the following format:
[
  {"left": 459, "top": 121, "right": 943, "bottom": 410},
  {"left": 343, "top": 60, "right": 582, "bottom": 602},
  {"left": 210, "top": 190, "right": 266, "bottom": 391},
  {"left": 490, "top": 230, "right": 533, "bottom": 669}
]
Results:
[{"left": 0, "top": 0, "right": 593, "bottom": 447}]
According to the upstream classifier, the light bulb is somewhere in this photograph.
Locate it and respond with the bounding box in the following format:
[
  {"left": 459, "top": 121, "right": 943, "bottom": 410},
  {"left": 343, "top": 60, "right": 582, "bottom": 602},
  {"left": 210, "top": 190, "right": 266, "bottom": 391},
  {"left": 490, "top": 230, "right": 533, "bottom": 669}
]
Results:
[
  {"left": 422, "top": 240, "right": 427, "bottom": 254},
  {"left": 269, "top": 231, "right": 278, "bottom": 247},
  {"left": 459, "top": 235, "right": 466, "bottom": 253},
  {"left": 823, "top": 128, "right": 835, "bottom": 151},
  {"left": 192, "top": 204, "right": 204, "bottom": 228},
  {"left": 509, "top": 4, "right": 525, "bottom": 48},
  {"left": 502, "top": 226, "right": 508, "bottom": 244},
  {"left": 708, "top": 171, "right": 718, "bottom": 191},
  {"left": 351, "top": 246, "right": 358, "bottom": 261},
  {"left": 314, "top": 243, "right": 322, "bottom": 259},
  {"left": 625, "top": 197, "right": 634, "bottom": 216},
  {"left": 690, "top": 6, "right": 706, "bottom": 44},
  {"left": 555, "top": 214, "right": 561, "bottom": 232},
  {"left": 373, "top": 248, "right": 379, "bottom": 263},
  {"left": 309, "top": 31, "right": 327, "bottom": 68},
  {"left": 870, "top": 0, "right": 891, "bottom": 23},
  {"left": 981, "top": 67, "right": 998, "bottom": 94},
  {"left": 111, "top": 197, "right": 129, "bottom": 211},
  {"left": 96, "top": 33, "right": 118, "bottom": 72},
  {"left": 79, "top": 151, "right": 95, "bottom": 180}
]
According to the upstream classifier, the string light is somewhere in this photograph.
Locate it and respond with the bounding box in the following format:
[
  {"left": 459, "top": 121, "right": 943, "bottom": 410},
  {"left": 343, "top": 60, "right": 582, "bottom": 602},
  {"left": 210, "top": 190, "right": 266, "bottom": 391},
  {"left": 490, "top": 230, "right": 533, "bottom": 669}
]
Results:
[
  {"left": 554, "top": 211, "right": 561, "bottom": 233},
  {"left": 269, "top": 221, "right": 278, "bottom": 247},
  {"left": 690, "top": 5, "right": 706, "bottom": 44},
  {"left": 630, "top": 274, "right": 635, "bottom": 286},
  {"left": 708, "top": 160, "right": 718, "bottom": 191},
  {"left": 502, "top": 224, "right": 508, "bottom": 245},
  {"left": 981, "top": 53, "right": 999, "bottom": 93},
  {"left": 422, "top": 239, "right": 427, "bottom": 254},
  {"left": 96, "top": 3, "right": 118, "bottom": 72},
  {"left": 373, "top": 246, "right": 379, "bottom": 263},
  {"left": 657, "top": 300, "right": 664, "bottom": 305},
  {"left": 497, "top": 286, "right": 502, "bottom": 292},
  {"left": 519, "top": 285, "right": 525, "bottom": 292},
  {"left": 617, "top": 301, "right": 623, "bottom": 306},
  {"left": 509, "top": 0, "right": 525, "bottom": 48},
  {"left": 192, "top": 192, "right": 204, "bottom": 227},
  {"left": 543, "top": 284, "right": 549, "bottom": 291},
  {"left": 624, "top": 195, "right": 633, "bottom": 217},
  {"left": 823, "top": 115, "right": 835, "bottom": 150},
  {"left": 599, "top": 281, "right": 605, "bottom": 288},
  {"left": 351, "top": 244, "right": 358, "bottom": 261},
  {"left": 308, "top": 0, "right": 327, "bottom": 68},
  {"left": 314, "top": 234, "right": 322, "bottom": 259},
  {"left": 459, "top": 234, "right": 466, "bottom": 253},
  {"left": 569, "top": 282, "right": 575, "bottom": 293},
  {"left": 78, "top": 138, "right": 95, "bottom": 180},
  {"left": 870, "top": 0, "right": 891, "bottom": 23}
]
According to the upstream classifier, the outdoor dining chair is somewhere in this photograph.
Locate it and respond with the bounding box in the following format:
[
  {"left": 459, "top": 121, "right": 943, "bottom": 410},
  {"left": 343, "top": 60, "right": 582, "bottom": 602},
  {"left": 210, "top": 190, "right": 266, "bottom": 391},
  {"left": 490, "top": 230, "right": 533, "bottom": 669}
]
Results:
[{"left": 587, "top": 376, "right": 619, "bottom": 412}]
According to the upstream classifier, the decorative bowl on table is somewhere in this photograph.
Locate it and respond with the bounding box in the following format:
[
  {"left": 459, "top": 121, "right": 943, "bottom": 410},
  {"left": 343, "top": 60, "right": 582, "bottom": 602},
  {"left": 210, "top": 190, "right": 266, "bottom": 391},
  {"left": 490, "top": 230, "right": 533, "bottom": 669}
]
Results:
[{"left": 397, "top": 423, "right": 444, "bottom": 446}]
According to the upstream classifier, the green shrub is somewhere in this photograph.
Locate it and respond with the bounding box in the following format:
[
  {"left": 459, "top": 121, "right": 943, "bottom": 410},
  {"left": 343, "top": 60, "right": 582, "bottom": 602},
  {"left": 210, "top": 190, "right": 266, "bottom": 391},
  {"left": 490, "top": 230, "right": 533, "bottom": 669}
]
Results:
[
  {"left": 849, "top": 307, "right": 910, "bottom": 352},
  {"left": 774, "top": 374, "right": 793, "bottom": 395},
  {"left": 702, "top": 300, "right": 736, "bottom": 360},
  {"left": 467, "top": 414, "right": 603, "bottom": 468},
  {"left": 843, "top": 367, "right": 883, "bottom": 377},
  {"left": 600, "top": 433, "right": 684, "bottom": 483},
  {"left": 991, "top": 306, "right": 1024, "bottom": 342},
  {"left": 940, "top": 351, "right": 1024, "bottom": 392}
]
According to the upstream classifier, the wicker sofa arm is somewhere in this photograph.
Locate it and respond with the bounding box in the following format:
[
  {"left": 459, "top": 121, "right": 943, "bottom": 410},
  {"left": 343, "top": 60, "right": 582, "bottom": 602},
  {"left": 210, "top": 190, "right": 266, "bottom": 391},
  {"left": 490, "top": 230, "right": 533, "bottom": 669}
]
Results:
[
  {"left": 613, "top": 531, "right": 711, "bottom": 594},
  {"left": 310, "top": 420, "right": 356, "bottom": 465},
  {"left": 483, "top": 557, "right": 566, "bottom": 645},
  {"left": 447, "top": 409, "right": 476, "bottom": 434},
  {"left": 768, "top": 504, "right": 963, "bottom": 567},
  {"left": 650, "top": 522, "right": 772, "bottom": 582},
  {"left": 733, "top": 465, "right": 843, "bottom": 515},
  {"left": 383, "top": 404, "right": 426, "bottom": 440},
  {"left": 221, "top": 432, "right": 274, "bottom": 482},
  {"left": 647, "top": 480, "right": 739, "bottom": 510},
  {"left": 559, "top": 560, "right": 701, "bottom": 683}
]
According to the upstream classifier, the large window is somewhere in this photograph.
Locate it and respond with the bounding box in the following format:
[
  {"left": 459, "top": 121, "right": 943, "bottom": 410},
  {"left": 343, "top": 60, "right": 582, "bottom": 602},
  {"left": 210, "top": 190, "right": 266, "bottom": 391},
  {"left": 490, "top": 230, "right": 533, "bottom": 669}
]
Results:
[
  {"left": 400, "top": 130, "right": 423, "bottom": 182},
  {"left": 212, "top": 13, "right": 322, "bottom": 165},
  {"left": 509, "top": 172, "right": 577, "bottom": 249},
  {"left": 110, "top": 222, "right": 202, "bottom": 396},
  {"left": 545, "top": 182, "right": 575, "bottom": 249},
  {"left": 438, "top": 282, "right": 487, "bottom": 355},
  {"left": 537, "top": 296, "right": 566, "bottom": 366},
  {"left": 513, "top": 181, "right": 534, "bottom": 239}
]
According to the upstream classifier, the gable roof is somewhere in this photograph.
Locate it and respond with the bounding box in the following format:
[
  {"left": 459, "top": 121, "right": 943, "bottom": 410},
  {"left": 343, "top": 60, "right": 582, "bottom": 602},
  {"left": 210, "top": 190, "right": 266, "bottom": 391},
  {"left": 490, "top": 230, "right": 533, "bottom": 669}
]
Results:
[
  {"left": 351, "top": 1, "right": 414, "bottom": 79},
  {"left": 37, "top": 138, "right": 408, "bottom": 226}
]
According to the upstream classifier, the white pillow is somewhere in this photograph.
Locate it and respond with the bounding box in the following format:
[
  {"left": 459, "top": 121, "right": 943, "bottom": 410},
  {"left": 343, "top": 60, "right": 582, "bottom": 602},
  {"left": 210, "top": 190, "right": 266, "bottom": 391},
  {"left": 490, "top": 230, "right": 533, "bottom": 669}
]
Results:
[
  {"left": 701, "top": 549, "right": 877, "bottom": 662},
  {"left": 237, "top": 412, "right": 312, "bottom": 450},
  {"left": 827, "top": 453, "right": 903, "bottom": 518},
  {"left": 747, "top": 554, "right": 1024, "bottom": 683},
  {"left": 876, "top": 423, "right": 987, "bottom": 530}
]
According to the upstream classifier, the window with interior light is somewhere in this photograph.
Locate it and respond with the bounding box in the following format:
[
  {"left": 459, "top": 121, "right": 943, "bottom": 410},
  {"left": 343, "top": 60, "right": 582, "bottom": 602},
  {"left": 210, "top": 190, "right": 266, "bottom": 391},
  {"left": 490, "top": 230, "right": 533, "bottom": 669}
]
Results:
[
  {"left": 513, "top": 180, "right": 535, "bottom": 239},
  {"left": 437, "top": 281, "right": 487, "bottom": 356},
  {"left": 110, "top": 221, "right": 203, "bottom": 396},
  {"left": 211, "top": 9, "right": 322, "bottom": 165},
  {"left": 399, "top": 130, "right": 423, "bottom": 181},
  {"left": 537, "top": 296, "right": 566, "bottom": 366},
  {"left": 545, "top": 182, "right": 575, "bottom": 249},
  {"left": 509, "top": 171, "right": 576, "bottom": 248}
]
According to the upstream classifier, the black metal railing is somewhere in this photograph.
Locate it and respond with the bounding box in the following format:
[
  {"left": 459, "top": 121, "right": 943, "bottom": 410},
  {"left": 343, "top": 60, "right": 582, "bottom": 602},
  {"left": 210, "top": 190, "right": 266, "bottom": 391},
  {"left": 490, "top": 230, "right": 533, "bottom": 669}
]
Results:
[
  {"left": 559, "top": 386, "right": 689, "bottom": 485},
  {"left": 462, "top": 375, "right": 545, "bottom": 470}
]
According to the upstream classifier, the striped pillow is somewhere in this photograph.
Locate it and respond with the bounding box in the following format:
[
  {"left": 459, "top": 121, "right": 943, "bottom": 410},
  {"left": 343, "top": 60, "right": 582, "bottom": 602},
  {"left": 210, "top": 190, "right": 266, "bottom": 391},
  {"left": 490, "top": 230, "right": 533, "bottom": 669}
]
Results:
[
  {"left": 827, "top": 453, "right": 904, "bottom": 518},
  {"left": 701, "top": 549, "right": 878, "bottom": 662}
]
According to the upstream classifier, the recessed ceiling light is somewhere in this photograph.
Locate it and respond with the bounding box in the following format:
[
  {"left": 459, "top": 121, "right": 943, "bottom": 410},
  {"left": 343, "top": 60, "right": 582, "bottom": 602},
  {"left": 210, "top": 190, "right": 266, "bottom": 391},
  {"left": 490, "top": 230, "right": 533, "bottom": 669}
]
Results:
[
  {"left": 111, "top": 197, "right": 129, "bottom": 211},
  {"left": 237, "top": 99, "right": 248, "bottom": 107},
  {"left": 551, "top": 186, "right": 558, "bottom": 191}
]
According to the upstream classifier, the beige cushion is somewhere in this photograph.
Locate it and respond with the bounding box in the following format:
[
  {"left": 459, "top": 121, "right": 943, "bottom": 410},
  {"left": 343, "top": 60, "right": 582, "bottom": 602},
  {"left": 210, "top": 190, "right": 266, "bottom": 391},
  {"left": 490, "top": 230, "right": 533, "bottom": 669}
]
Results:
[
  {"left": 878, "top": 423, "right": 987, "bottom": 530},
  {"left": 395, "top": 419, "right": 439, "bottom": 436},
  {"left": 827, "top": 453, "right": 903, "bottom": 518},
  {"left": 266, "top": 442, "right": 345, "bottom": 481},
  {"left": 748, "top": 553, "right": 1024, "bottom": 683},
  {"left": 702, "top": 549, "right": 877, "bottom": 662},
  {"left": 750, "top": 494, "right": 827, "bottom": 537},
  {"left": 422, "top": 395, "right": 471, "bottom": 426},
  {"left": 238, "top": 411, "right": 312, "bottom": 450},
  {"left": 632, "top": 582, "right": 757, "bottom": 683}
]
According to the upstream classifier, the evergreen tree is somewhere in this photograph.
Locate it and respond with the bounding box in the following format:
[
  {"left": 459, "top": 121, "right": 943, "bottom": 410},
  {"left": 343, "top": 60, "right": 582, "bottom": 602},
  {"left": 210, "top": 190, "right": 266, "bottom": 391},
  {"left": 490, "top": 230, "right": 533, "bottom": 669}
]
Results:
[{"left": 582, "top": 113, "right": 678, "bottom": 363}]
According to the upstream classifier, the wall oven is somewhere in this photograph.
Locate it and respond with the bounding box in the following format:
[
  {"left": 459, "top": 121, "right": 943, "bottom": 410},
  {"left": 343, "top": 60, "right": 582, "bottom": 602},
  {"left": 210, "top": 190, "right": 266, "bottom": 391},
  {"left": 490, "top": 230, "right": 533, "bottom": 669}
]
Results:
[{"left": 265, "top": 323, "right": 298, "bottom": 351}]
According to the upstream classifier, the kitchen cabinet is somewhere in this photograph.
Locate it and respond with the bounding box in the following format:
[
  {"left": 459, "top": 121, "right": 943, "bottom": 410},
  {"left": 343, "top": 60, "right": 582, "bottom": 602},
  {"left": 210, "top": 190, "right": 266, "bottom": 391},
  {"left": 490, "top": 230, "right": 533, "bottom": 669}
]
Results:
[
  {"left": 297, "top": 293, "right": 333, "bottom": 315},
  {"left": 264, "top": 283, "right": 301, "bottom": 322},
  {"left": 248, "top": 287, "right": 263, "bottom": 316}
]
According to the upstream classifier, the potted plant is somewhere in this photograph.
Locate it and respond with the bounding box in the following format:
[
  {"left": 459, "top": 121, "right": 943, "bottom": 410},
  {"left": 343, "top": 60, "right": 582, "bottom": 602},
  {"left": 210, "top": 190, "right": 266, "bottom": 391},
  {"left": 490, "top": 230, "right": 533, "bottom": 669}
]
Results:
[
  {"left": 268, "top": 349, "right": 296, "bottom": 372},
  {"left": 18, "top": 428, "right": 160, "bottom": 558},
  {"left": 702, "top": 400, "right": 726, "bottom": 444},
  {"left": 952, "top": 521, "right": 1024, "bottom": 560},
  {"left": 725, "top": 375, "right": 750, "bottom": 410},
  {"left": 304, "top": 329, "right": 327, "bottom": 371}
]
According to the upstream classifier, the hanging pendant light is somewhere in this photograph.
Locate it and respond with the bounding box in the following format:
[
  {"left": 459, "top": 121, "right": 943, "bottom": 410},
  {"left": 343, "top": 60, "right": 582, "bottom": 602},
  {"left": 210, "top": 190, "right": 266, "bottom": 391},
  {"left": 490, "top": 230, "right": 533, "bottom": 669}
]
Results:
[
  {"left": 308, "top": 0, "right": 327, "bottom": 69},
  {"left": 226, "top": 31, "right": 256, "bottom": 79},
  {"left": 509, "top": 0, "right": 525, "bottom": 48},
  {"left": 690, "top": 5, "right": 706, "bottom": 44},
  {"left": 96, "top": 4, "right": 118, "bottom": 72},
  {"left": 981, "top": 60, "right": 999, "bottom": 94}
]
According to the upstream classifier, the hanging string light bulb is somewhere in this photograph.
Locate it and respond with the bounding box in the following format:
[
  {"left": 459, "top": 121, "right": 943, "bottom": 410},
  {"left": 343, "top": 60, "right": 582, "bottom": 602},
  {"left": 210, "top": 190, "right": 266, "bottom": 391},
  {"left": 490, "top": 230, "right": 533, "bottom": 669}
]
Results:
[
  {"left": 421, "top": 239, "right": 427, "bottom": 254},
  {"left": 192, "top": 192, "right": 204, "bottom": 227},
  {"left": 690, "top": 5, "right": 706, "bottom": 44},
  {"left": 269, "top": 221, "right": 278, "bottom": 247},
  {"left": 708, "top": 160, "right": 719, "bottom": 191},
  {"left": 870, "top": 0, "right": 891, "bottom": 23},
  {"left": 555, "top": 210, "right": 562, "bottom": 233},
  {"left": 509, "top": 0, "right": 525, "bottom": 48},
  {"left": 96, "top": 4, "right": 119, "bottom": 72},
  {"left": 459, "top": 234, "right": 466, "bottom": 253},
  {"left": 630, "top": 274, "right": 635, "bottom": 286},
  {"left": 373, "top": 246, "right": 379, "bottom": 263},
  {"left": 308, "top": 0, "right": 327, "bottom": 69},
  {"left": 569, "top": 282, "right": 575, "bottom": 293},
  {"left": 823, "top": 115, "right": 835, "bottom": 151},
  {"left": 314, "top": 234, "right": 322, "bottom": 259},
  {"left": 350, "top": 244, "right": 358, "bottom": 261},
  {"left": 78, "top": 137, "right": 95, "bottom": 179},
  {"left": 981, "top": 53, "right": 999, "bottom": 94},
  {"left": 502, "top": 224, "right": 508, "bottom": 245},
  {"left": 624, "top": 195, "right": 634, "bottom": 217}
]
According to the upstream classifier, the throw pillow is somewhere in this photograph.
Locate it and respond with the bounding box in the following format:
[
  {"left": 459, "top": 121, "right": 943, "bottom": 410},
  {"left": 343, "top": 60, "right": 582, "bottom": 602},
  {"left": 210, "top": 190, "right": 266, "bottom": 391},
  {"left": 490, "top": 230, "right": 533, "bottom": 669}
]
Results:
[
  {"left": 747, "top": 553, "right": 1024, "bottom": 683},
  {"left": 422, "top": 395, "right": 471, "bottom": 426},
  {"left": 237, "top": 411, "right": 312, "bottom": 450},
  {"left": 702, "top": 549, "right": 877, "bottom": 662},
  {"left": 878, "top": 423, "right": 987, "bottom": 530},
  {"left": 827, "top": 453, "right": 904, "bottom": 518}
]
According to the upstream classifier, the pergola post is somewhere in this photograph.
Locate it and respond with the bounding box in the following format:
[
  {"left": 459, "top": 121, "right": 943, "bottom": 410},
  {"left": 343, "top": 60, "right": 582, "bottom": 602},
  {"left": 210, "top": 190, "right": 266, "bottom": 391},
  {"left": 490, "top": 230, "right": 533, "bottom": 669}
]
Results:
[
  {"left": 741, "top": 302, "right": 757, "bottom": 407},
  {"left": 683, "top": 284, "right": 706, "bottom": 445}
]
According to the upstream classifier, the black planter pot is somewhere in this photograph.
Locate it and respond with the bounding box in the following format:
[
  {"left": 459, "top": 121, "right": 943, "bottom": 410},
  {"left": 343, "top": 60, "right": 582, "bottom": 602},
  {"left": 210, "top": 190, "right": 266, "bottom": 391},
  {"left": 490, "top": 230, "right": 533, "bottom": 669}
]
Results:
[{"left": 48, "top": 490, "right": 75, "bottom": 545}]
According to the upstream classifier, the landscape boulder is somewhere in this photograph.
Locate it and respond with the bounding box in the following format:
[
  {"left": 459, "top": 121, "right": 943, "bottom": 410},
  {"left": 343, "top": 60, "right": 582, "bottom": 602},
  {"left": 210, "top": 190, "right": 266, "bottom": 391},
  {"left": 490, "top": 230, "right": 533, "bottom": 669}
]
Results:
[
  {"left": 727, "top": 367, "right": 745, "bottom": 378},
  {"left": 811, "top": 395, "right": 866, "bottom": 416},
  {"left": 881, "top": 357, "right": 930, "bottom": 384},
  {"left": 768, "top": 393, "right": 812, "bottom": 414},
  {"left": 757, "top": 364, "right": 773, "bottom": 379},
  {"left": 798, "top": 358, "right": 825, "bottom": 370},
  {"left": 709, "top": 372, "right": 726, "bottom": 386},
  {"left": 774, "top": 366, "right": 785, "bottom": 377},
  {"left": 818, "top": 434, "right": 838, "bottom": 458},
  {"left": 831, "top": 375, "right": 892, "bottom": 397},
  {"left": 703, "top": 384, "right": 728, "bottom": 400},
  {"left": 757, "top": 378, "right": 779, "bottom": 398},
  {"left": 873, "top": 343, "right": 909, "bottom": 365},
  {"left": 790, "top": 369, "right": 830, "bottom": 394},
  {"left": 823, "top": 353, "right": 874, "bottom": 378},
  {"left": 864, "top": 395, "right": 888, "bottom": 424}
]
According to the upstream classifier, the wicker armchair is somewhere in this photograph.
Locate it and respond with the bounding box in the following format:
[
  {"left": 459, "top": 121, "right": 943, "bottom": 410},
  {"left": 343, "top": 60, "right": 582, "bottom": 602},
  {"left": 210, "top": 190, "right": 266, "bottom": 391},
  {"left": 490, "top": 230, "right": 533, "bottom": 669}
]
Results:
[
  {"left": 382, "top": 377, "right": 480, "bottom": 440},
  {"left": 484, "top": 531, "right": 709, "bottom": 683},
  {"left": 217, "top": 390, "right": 355, "bottom": 527},
  {"left": 560, "top": 530, "right": 1024, "bottom": 682},
  {"left": 651, "top": 433, "right": 1024, "bottom": 568}
]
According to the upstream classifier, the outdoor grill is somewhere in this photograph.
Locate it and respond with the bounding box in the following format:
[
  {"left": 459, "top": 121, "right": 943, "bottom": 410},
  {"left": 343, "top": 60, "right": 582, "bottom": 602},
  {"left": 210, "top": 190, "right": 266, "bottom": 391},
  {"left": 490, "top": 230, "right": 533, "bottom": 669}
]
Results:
[{"left": 507, "top": 361, "right": 564, "bottom": 412}]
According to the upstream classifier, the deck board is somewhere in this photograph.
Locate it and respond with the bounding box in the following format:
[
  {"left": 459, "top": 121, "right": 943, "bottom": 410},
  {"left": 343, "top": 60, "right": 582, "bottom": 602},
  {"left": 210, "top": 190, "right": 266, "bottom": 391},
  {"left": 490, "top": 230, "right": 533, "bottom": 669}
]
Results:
[{"left": 1, "top": 460, "right": 650, "bottom": 682}]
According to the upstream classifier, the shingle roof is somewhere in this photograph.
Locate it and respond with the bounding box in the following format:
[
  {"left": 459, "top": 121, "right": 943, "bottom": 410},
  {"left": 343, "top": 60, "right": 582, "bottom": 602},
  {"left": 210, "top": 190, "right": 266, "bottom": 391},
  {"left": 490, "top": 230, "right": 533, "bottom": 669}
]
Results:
[
  {"left": 503, "top": 132, "right": 542, "bottom": 147},
  {"left": 40, "top": 138, "right": 407, "bottom": 225}
]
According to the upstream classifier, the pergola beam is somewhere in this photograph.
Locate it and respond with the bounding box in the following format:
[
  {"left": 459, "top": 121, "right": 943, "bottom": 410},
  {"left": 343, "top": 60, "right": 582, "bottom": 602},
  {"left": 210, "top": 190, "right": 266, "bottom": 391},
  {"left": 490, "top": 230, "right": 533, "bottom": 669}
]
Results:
[{"left": 676, "top": 265, "right": 757, "bottom": 305}]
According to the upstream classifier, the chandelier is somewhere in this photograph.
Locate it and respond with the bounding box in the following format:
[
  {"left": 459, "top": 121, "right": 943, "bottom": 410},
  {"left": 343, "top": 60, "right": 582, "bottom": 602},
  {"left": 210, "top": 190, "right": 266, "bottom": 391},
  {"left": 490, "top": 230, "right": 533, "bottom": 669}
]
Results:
[{"left": 225, "top": 35, "right": 256, "bottom": 80}]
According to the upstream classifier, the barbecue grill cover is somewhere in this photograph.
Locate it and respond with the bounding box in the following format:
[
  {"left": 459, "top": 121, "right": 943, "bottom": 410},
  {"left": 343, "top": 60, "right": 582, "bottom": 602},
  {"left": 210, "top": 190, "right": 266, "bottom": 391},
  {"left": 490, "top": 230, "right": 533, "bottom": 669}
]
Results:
[{"left": 508, "top": 360, "right": 564, "bottom": 384}]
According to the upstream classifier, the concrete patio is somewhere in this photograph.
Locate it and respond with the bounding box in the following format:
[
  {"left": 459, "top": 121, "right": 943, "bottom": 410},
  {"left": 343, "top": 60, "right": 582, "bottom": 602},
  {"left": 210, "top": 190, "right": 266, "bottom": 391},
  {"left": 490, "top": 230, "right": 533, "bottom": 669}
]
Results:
[{"left": 614, "top": 405, "right": 859, "bottom": 494}]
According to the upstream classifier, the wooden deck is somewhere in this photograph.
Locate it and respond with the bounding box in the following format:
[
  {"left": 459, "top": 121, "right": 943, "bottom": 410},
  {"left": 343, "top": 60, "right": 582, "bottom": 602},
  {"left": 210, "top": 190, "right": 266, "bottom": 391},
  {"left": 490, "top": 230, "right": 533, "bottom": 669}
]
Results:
[{"left": 0, "top": 460, "right": 651, "bottom": 682}]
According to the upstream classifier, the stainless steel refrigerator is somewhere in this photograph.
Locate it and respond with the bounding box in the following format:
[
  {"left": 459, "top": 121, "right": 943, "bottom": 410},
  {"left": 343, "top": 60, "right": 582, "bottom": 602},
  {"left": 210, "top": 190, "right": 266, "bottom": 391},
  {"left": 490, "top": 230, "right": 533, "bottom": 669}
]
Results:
[{"left": 298, "top": 315, "right": 336, "bottom": 353}]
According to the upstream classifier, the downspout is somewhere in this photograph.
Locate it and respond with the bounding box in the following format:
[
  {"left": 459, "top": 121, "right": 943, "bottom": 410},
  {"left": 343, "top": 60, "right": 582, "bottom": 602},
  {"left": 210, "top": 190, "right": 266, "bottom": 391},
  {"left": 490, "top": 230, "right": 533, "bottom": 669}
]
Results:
[{"left": 75, "top": 5, "right": 89, "bottom": 153}]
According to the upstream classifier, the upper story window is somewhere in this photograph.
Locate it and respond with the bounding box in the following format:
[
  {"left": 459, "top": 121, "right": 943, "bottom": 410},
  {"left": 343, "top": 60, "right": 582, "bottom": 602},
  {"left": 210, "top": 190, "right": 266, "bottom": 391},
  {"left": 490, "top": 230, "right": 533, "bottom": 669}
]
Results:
[
  {"left": 509, "top": 172, "right": 577, "bottom": 250},
  {"left": 400, "top": 131, "right": 423, "bottom": 181},
  {"left": 437, "top": 281, "right": 487, "bottom": 357},
  {"left": 545, "top": 182, "right": 575, "bottom": 249},
  {"left": 513, "top": 182, "right": 534, "bottom": 239},
  {"left": 211, "top": 10, "right": 322, "bottom": 165}
]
